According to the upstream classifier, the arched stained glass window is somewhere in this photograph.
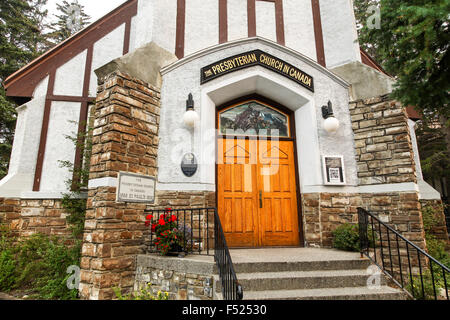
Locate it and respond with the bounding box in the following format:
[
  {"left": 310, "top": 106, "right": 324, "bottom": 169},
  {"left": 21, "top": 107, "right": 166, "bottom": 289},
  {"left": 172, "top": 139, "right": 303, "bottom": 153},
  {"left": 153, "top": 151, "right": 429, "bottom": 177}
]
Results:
[{"left": 219, "top": 100, "right": 290, "bottom": 137}]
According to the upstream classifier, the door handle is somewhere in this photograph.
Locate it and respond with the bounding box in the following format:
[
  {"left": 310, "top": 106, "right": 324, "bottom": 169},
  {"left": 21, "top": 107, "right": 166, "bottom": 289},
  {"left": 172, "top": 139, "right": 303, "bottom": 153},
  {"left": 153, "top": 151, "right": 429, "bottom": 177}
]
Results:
[{"left": 259, "top": 190, "right": 263, "bottom": 208}]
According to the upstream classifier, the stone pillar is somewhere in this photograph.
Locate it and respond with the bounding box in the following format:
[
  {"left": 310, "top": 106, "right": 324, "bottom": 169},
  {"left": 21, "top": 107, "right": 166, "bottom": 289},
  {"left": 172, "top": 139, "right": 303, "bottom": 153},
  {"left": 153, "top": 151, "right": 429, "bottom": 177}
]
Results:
[
  {"left": 351, "top": 96, "right": 417, "bottom": 186},
  {"left": 350, "top": 96, "right": 427, "bottom": 249},
  {"left": 79, "top": 71, "right": 160, "bottom": 300}
]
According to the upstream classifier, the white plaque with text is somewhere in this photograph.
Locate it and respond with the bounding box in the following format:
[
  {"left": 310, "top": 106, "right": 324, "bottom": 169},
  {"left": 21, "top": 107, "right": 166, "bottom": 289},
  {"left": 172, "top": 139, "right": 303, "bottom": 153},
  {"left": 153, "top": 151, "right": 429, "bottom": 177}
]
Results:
[{"left": 116, "top": 172, "right": 155, "bottom": 203}]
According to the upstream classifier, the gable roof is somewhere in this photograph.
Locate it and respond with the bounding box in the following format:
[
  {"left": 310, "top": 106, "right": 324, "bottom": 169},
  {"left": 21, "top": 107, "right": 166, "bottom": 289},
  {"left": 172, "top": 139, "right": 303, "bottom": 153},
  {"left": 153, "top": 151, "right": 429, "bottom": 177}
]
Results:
[{"left": 3, "top": 0, "right": 138, "bottom": 103}]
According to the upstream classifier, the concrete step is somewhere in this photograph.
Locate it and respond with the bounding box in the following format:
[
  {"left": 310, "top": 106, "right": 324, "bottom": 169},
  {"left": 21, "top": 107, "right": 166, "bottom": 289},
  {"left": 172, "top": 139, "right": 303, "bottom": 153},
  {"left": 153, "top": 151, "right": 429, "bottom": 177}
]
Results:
[
  {"left": 242, "top": 286, "right": 408, "bottom": 300},
  {"left": 215, "top": 269, "right": 386, "bottom": 292},
  {"left": 233, "top": 258, "right": 371, "bottom": 273}
]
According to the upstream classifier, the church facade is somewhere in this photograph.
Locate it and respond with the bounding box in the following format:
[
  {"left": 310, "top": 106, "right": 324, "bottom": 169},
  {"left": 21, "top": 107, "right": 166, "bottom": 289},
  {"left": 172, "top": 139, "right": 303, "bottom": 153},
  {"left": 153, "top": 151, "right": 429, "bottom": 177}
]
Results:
[{"left": 0, "top": 0, "right": 447, "bottom": 300}]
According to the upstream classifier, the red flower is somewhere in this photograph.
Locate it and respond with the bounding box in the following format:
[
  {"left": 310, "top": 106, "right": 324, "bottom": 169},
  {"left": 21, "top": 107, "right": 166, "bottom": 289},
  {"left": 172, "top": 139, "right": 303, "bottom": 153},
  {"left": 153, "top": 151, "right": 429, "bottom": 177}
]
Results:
[
  {"left": 146, "top": 214, "right": 153, "bottom": 221},
  {"left": 151, "top": 224, "right": 157, "bottom": 232},
  {"left": 159, "top": 219, "right": 166, "bottom": 226},
  {"left": 170, "top": 215, "right": 177, "bottom": 222},
  {"left": 145, "top": 221, "right": 150, "bottom": 227},
  {"left": 165, "top": 208, "right": 172, "bottom": 212}
]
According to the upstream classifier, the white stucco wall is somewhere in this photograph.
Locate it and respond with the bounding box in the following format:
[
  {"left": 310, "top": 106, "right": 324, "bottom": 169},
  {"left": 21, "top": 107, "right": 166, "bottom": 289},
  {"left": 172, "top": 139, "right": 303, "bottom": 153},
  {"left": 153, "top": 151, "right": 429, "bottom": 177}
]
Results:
[
  {"left": 54, "top": 50, "right": 87, "bottom": 97},
  {"left": 228, "top": 0, "right": 248, "bottom": 42},
  {"left": 320, "top": 0, "right": 361, "bottom": 68},
  {"left": 89, "top": 24, "right": 126, "bottom": 96},
  {"left": 284, "top": 0, "right": 316, "bottom": 61},
  {"left": 184, "top": 0, "right": 219, "bottom": 57},
  {"left": 40, "top": 102, "right": 81, "bottom": 192},
  {"left": 151, "top": 0, "right": 177, "bottom": 54},
  {"left": 33, "top": 75, "right": 49, "bottom": 98},
  {"left": 0, "top": 1, "right": 366, "bottom": 198},
  {"left": 255, "top": 1, "right": 277, "bottom": 42},
  {"left": 130, "top": 0, "right": 154, "bottom": 52},
  {"left": 0, "top": 97, "right": 46, "bottom": 197},
  {"left": 132, "top": 0, "right": 361, "bottom": 67},
  {"left": 158, "top": 38, "right": 357, "bottom": 193}
]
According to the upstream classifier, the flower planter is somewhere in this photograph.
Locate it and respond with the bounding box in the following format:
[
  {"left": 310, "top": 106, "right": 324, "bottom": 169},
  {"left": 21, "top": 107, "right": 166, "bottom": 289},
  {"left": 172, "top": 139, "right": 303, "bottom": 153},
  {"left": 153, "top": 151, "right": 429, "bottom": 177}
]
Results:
[{"left": 167, "top": 244, "right": 186, "bottom": 258}]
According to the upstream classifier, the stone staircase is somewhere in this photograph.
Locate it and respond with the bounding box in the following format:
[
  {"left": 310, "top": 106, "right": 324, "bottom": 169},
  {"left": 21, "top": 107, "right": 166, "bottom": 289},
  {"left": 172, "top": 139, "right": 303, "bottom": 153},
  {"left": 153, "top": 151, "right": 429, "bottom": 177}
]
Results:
[{"left": 214, "top": 248, "right": 408, "bottom": 300}]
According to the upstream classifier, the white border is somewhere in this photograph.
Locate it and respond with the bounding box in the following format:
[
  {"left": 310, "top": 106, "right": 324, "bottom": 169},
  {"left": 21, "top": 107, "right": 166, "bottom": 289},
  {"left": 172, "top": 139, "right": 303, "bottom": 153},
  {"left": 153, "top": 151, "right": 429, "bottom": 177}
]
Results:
[
  {"left": 322, "top": 155, "right": 346, "bottom": 186},
  {"left": 116, "top": 172, "right": 156, "bottom": 204}
]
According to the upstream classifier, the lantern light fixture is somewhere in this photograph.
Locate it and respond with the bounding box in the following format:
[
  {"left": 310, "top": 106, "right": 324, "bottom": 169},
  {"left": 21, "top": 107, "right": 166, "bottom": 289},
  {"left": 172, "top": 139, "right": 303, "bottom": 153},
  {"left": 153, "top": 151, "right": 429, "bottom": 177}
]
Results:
[
  {"left": 183, "top": 93, "right": 199, "bottom": 128},
  {"left": 322, "top": 101, "right": 340, "bottom": 133}
]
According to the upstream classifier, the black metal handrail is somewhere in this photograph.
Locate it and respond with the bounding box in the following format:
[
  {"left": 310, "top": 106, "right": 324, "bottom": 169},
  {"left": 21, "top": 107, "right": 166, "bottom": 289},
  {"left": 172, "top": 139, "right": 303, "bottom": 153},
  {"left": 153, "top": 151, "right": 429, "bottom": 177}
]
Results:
[
  {"left": 358, "top": 207, "right": 449, "bottom": 300},
  {"left": 213, "top": 208, "right": 243, "bottom": 300},
  {"left": 145, "top": 207, "right": 243, "bottom": 300},
  {"left": 145, "top": 207, "right": 215, "bottom": 255}
]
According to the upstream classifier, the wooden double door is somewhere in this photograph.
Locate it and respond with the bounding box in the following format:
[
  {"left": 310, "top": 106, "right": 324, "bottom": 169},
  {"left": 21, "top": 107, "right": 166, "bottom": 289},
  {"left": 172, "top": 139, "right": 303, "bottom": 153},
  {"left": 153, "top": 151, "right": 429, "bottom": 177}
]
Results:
[{"left": 217, "top": 138, "right": 301, "bottom": 248}]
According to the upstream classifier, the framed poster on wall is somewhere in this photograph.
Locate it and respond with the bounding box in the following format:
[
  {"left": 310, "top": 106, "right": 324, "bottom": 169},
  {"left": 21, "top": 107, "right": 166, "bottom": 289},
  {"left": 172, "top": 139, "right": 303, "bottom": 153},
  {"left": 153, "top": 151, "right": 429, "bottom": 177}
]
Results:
[{"left": 322, "top": 155, "right": 346, "bottom": 185}]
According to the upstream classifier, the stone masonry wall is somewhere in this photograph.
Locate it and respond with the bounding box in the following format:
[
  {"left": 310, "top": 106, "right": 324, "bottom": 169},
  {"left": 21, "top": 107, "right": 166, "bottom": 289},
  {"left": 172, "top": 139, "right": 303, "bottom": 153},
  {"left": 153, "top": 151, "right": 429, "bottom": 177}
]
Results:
[
  {"left": 0, "top": 198, "right": 72, "bottom": 238},
  {"left": 302, "top": 192, "right": 426, "bottom": 249},
  {"left": 351, "top": 95, "right": 417, "bottom": 185},
  {"left": 135, "top": 255, "right": 216, "bottom": 300}
]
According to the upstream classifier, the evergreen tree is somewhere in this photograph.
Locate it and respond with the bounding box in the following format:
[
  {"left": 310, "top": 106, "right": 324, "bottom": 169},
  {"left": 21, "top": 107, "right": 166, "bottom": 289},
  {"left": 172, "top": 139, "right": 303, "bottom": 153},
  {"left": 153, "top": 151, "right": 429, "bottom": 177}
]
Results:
[
  {"left": 357, "top": 0, "right": 450, "bottom": 197},
  {"left": 353, "top": 0, "right": 380, "bottom": 60},
  {"left": 48, "top": 0, "right": 90, "bottom": 43},
  {"left": 416, "top": 118, "right": 450, "bottom": 181},
  {"left": 358, "top": 0, "right": 449, "bottom": 118},
  {"left": 28, "top": 0, "right": 54, "bottom": 52},
  {"left": 0, "top": 0, "right": 50, "bottom": 179}
]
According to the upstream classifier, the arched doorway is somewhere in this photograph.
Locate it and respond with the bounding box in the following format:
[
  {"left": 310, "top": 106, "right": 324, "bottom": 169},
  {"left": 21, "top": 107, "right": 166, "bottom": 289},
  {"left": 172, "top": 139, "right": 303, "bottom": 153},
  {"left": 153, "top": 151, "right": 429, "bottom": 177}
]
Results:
[{"left": 216, "top": 95, "right": 303, "bottom": 248}]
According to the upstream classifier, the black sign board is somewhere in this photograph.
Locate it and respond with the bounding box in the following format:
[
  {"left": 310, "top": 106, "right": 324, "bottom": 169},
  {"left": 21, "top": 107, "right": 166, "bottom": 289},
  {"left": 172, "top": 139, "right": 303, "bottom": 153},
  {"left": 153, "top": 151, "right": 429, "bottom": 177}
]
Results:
[
  {"left": 181, "top": 153, "right": 198, "bottom": 177},
  {"left": 200, "top": 49, "right": 314, "bottom": 92}
]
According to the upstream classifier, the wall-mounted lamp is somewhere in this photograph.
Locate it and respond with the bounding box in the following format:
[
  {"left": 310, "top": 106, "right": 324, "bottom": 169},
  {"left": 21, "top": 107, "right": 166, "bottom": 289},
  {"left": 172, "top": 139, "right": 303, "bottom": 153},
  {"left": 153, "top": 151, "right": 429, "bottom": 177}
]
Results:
[
  {"left": 183, "top": 93, "right": 199, "bottom": 128},
  {"left": 322, "top": 101, "right": 340, "bottom": 133}
]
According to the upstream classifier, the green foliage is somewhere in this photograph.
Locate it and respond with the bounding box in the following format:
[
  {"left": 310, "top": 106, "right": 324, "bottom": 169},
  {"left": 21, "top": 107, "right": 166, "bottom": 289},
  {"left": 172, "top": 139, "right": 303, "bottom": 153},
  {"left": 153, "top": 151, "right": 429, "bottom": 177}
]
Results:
[
  {"left": 421, "top": 205, "right": 450, "bottom": 265},
  {"left": 332, "top": 224, "right": 361, "bottom": 252},
  {"left": 416, "top": 119, "right": 450, "bottom": 182},
  {"left": 113, "top": 284, "right": 169, "bottom": 301},
  {"left": 406, "top": 269, "right": 445, "bottom": 300},
  {"left": 353, "top": 0, "right": 381, "bottom": 60},
  {"left": 332, "top": 223, "right": 377, "bottom": 252},
  {"left": 404, "top": 205, "right": 450, "bottom": 300},
  {"left": 358, "top": 0, "right": 450, "bottom": 118},
  {"left": 0, "top": 88, "right": 16, "bottom": 180},
  {"left": 0, "top": 249, "right": 16, "bottom": 291},
  {"left": 48, "top": 0, "right": 91, "bottom": 44},
  {"left": 0, "top": 230, "right": 81, "bottom": 299},
  {"left": 59, "top": 119, "right": 93, "bottom": 239}
]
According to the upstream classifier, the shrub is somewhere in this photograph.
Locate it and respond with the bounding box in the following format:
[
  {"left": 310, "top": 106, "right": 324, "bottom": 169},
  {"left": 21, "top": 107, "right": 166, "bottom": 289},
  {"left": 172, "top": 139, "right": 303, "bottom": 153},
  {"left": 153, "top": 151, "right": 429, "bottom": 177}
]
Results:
[
  {"left": 421, "top": 205, "right": 450, "bottom": 266},
  {"left": 406, "top": 268, "right": 449, "bottom": 300},
  {"left": 332, "top": 224, "right": 361, "bottom": 252},
  {"left": 0, "top": 249, "right": 16, "bottom": 291},
  {"left": 0, "top": 231, "right": 80, "bottom": 299},
  {"left": 332, "top": 223, "right": 377, "bottom": 252}
]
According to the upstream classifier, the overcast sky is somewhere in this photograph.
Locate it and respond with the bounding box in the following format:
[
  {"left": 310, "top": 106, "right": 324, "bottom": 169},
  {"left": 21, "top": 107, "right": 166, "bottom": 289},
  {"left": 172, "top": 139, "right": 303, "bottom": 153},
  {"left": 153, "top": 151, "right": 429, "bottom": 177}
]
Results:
[{"left": 46, "top": 0, "right": 128, "bottom": 23}]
